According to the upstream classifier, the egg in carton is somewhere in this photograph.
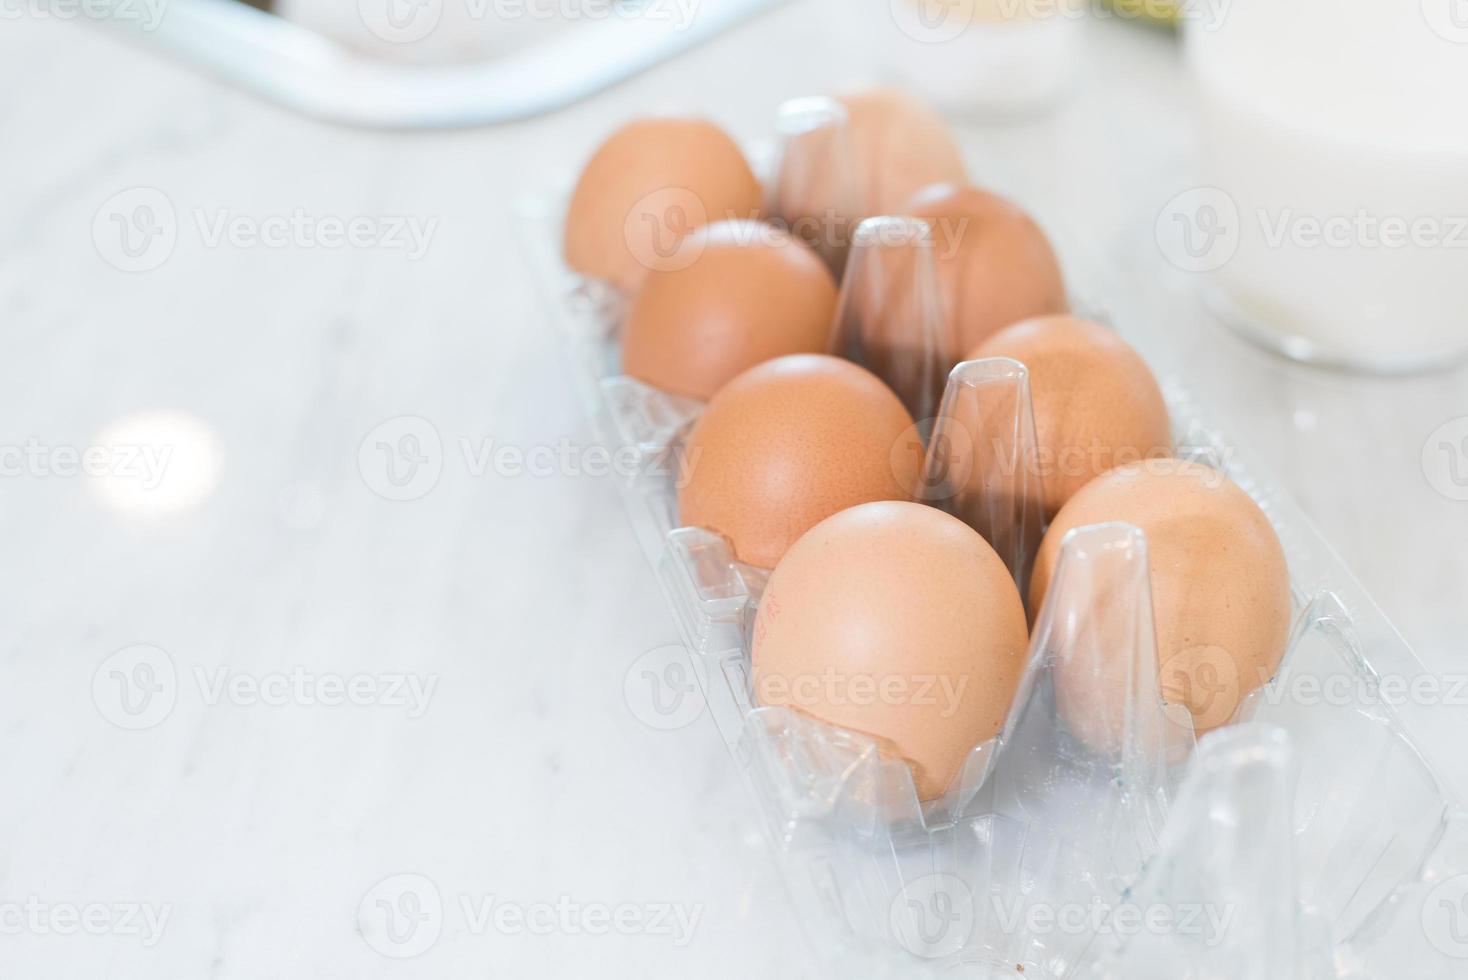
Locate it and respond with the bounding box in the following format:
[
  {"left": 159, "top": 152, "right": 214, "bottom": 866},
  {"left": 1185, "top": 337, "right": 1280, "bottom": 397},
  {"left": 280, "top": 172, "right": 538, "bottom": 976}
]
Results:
[{"left": 518, "top": 102, "right": 1466, "bottom": 980}]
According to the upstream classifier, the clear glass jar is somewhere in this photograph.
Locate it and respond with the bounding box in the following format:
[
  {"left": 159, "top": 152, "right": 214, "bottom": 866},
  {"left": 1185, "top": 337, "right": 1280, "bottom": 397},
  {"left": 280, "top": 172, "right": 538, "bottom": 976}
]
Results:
[{"left": 1183, "top": 0, "right": 1468, "bottom": 372}]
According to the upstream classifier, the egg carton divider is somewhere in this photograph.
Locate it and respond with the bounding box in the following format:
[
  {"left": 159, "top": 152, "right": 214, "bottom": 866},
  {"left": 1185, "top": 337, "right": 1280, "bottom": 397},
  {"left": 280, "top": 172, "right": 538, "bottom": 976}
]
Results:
[{"left": 519, "top": 194, "right": 1468, "bottom": 979}]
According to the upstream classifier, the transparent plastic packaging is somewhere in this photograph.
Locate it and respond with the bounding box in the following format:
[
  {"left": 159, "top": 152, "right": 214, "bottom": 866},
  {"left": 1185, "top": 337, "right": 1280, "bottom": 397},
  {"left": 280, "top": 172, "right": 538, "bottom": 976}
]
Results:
[
  {"left": 769, "top": 95, "right": 859, "bottom": 277},
  {"left": 520, "top": 191, "right": 1466, "bottom": 977},
  {"left": 829, "top": 215, "right": 954, "bottom": 423}
]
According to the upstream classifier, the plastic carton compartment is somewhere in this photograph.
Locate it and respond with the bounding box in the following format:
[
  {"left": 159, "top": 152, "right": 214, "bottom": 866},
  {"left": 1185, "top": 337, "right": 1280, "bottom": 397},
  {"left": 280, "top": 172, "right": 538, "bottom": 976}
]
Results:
[{"left": 520, "top": 193, "right": 1466, "bottom": 979}]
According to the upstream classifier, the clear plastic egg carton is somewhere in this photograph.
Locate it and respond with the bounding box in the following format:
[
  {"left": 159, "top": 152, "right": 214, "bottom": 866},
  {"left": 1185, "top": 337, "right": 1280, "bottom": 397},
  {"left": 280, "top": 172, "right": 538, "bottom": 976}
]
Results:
[{"left": 519, "top": 194, "right": 1468, "bottom": 980}]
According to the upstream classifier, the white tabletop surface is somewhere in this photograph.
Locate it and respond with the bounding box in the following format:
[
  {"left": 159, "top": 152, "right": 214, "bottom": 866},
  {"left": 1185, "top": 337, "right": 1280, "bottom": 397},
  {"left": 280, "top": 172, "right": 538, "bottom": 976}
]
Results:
[{"left": 2, "top": 4, "right": 1466, "bottom": 978}]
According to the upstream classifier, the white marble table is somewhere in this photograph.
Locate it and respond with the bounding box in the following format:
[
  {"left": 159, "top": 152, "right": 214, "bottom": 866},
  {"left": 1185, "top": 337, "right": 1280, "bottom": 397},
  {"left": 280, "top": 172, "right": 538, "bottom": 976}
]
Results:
[{"left": 1, "top": 6, "right": 1465, "bottom": 978}]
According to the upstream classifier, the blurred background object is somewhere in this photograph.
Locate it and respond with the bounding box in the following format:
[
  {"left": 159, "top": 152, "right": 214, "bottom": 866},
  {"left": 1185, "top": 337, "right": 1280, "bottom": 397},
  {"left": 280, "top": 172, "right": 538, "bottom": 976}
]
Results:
[
  {"left": 103, "top": 0, "right": 790, "bottom": 126},
  {"left": 1184, "top": 0, "right": 1468, "bottom": 371},
  {"left": 828, "top": 0, "right": 1087, "bottom": 118},
  {"left": 1103, "top": 0, "right": 1177, "bottom": 26}
]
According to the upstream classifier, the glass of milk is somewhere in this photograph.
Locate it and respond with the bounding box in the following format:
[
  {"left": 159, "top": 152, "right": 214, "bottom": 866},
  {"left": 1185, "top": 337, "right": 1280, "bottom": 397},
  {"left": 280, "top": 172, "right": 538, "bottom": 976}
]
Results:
[{"left": 1183, "top": 0, "right": 1468, "bottom": 371}]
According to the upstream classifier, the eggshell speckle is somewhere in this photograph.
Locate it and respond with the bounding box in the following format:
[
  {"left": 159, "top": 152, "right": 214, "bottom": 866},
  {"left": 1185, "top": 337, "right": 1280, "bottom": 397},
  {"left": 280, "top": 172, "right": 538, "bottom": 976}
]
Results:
[
  {"left": 621, "top": 221, "right": 838, "bottom": 401},
  {"left": 908, "top": 183, "right": 1067, "bottom": 355},
  {"left": 563, "top": 117, "right": 763, "bottom": 294},
  {"left": 970, "top": 315, "right": 1172, "bottom": 519},
  {"left": 1029, "top": 459, "right": 1292, "bottom": 741},
  {"left": 752, "top": 501, "right": 1029, "bottom": 801},
  {"left": 678, "top": 355, "right": 919, "bottom": 569}
]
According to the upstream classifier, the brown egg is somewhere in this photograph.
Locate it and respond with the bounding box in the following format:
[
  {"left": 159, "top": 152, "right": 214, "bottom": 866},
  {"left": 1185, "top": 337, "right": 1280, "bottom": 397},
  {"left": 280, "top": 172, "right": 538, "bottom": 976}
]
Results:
[
  {"left": 771, "top": 89, "right": 967, "bottom": 267},
  {"left": 563, "top": 117, "right": 763, "bottom": 294},
  {"left": 839, "top": 89, "right": 968, "bottom": 216},
  {"left": 1029, "top": 459, "right": 1292, "bottom": 745},
  {"left": 970, "top": 315, "right": 1172, "bottom": 519},
  {"left": 752, "top": 501, "right": 1029, "bottom": 801},
  {"left": 621, "top": 221, "right": 838, "bottom": 401},
  {"left": 908, "top": 183, "right": 1068, "bottom": 354},
  {"left": 678, "top": 355, "right": 920, "bottom": 569}
]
